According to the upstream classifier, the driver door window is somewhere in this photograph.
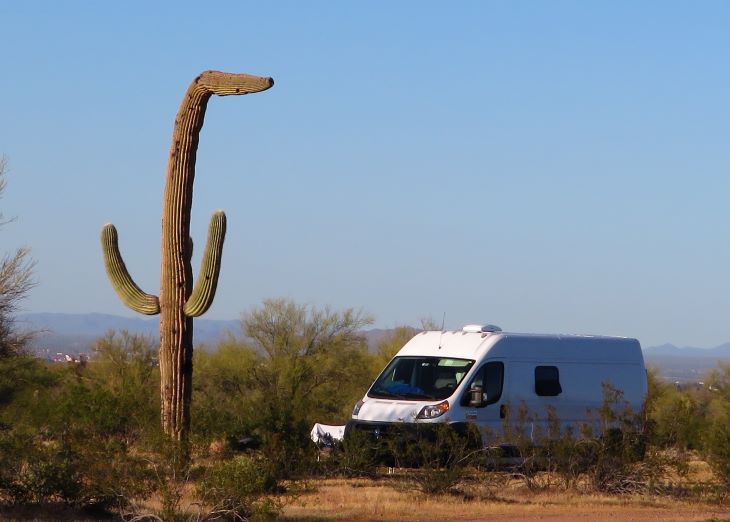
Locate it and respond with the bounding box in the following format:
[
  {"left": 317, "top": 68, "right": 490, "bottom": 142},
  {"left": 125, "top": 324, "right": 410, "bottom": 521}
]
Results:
[{"left": 461, "top": 361, "right": 504, "bottom": 407}]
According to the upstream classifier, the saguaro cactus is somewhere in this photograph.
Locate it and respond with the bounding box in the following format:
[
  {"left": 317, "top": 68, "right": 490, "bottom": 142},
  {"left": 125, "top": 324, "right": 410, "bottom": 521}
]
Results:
[{"left": 101, "top": 70, "right": 274, "bottom": 440}]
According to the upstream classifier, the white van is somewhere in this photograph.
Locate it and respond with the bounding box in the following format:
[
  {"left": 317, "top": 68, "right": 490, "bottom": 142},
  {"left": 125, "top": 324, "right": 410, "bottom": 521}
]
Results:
[{"left": 347, "top": 324, "right": 647, "bottom": 445}]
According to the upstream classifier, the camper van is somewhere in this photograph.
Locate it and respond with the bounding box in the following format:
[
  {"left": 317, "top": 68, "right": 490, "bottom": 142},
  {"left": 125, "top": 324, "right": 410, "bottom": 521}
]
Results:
[{"left": 347, "top": 324, "right": 647, "bottom": 445}]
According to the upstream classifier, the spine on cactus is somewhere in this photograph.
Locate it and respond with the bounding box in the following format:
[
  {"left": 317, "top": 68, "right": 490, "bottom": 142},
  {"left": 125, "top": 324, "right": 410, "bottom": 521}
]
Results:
[
  {"left": 100, "top": 224, "right": 160, "bottom": 315},
  {"left": 184, "top": 210, "right": 226, "bottom": 317}
]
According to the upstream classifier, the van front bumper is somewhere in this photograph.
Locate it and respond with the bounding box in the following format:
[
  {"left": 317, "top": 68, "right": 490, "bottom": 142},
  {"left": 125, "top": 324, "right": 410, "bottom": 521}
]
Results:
[{"left": 345, "top": 419, "right": 480, "bottom": 444}]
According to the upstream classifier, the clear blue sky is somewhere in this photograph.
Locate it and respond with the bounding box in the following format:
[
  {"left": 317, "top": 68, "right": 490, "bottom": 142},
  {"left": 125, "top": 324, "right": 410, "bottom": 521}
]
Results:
[{"left": 1, "top": 1, "right": 728, "bottom": 347}]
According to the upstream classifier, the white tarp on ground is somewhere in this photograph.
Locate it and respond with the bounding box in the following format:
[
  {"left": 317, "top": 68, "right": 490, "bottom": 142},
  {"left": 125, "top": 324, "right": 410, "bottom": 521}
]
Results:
[{"left": 310, "top": 423, "right": 345, "bottom": 447}]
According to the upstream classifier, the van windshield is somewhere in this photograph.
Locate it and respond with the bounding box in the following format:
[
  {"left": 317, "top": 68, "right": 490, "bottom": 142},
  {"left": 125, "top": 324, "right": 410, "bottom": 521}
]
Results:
[{"left": 368, "top": 356, "right": 475, "bottom": 401}]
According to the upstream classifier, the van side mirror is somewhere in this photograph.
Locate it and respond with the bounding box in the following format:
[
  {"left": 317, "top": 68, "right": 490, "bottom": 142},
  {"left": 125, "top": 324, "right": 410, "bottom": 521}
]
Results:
[{"left": 468, "top": 385, "right": 485, "bottom": 407}]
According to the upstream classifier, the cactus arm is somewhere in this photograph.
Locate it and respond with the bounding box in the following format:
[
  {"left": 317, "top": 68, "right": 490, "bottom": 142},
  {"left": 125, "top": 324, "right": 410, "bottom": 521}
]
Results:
[
  {"left": 101, "top": 224, "right": 160, "bottom": 315},
  {"left": 184, "top": 211, "right": 226, "bottom": 317},
  {"left": 195, "top": 70, "right": 274, "bottom": 97}
]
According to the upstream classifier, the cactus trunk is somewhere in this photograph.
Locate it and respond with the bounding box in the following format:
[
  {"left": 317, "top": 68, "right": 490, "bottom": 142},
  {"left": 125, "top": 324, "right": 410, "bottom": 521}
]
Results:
[
  {"left": 159, "top": 81, "right": 207, "bottom": 440},
  {"left": 100, "top": 71, "right": 273, "bottom": 442}
]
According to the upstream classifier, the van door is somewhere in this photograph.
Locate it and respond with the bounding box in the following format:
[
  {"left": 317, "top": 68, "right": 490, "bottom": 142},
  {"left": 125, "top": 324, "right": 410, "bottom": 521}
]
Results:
[{"left": 460, "top": 360, "right": 505, "bottom": 444}]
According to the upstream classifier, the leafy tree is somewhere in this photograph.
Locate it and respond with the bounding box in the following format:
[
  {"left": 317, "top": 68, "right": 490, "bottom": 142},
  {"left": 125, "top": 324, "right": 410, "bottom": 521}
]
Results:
[
  {"left": 645, "top": 367, "right": 700, "bottom": 449},
  {"left": 0, "top": 156, "right": 35, "bottom": 358},
  {"left": 371, "top": 326, "right": 417, "bottom": 375},
  {"left": 242, "top": 298, "right": 374, "bottom": 425},
  {"left": 85, "top": 330, "right": 160, "bottom": 439},
  {"left": 192, "top": 337, "right": 261, "bottom": 441},
  {"left": 704, "top": 398, "right": 730, "bottom": 486},
  {"left": 191, "top": 299, "right": 376, "bottom": 477},
  {"left": 0, "top": 154, "right": 49, "bottom": 431}
]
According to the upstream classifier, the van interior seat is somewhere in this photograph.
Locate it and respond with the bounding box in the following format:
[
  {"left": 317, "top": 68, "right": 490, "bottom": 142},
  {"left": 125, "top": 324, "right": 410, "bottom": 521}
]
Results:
[{"left": 434, "top": 369, "right": 457, "bottom": 390}]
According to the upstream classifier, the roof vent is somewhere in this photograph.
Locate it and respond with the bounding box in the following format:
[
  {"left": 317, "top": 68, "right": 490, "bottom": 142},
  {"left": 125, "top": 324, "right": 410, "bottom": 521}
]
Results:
[{"left": 462, "top": 324, "right": 502, "bottom": 333}]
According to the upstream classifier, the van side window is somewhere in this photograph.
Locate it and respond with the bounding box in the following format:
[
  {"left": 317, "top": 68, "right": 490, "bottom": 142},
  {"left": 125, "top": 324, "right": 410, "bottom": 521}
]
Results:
[
  {"left": 461, "top": 361, "right": 504, "bottom": 407},
  {"left": 535, "top": 366, "right": 562, "bottom": 396}
]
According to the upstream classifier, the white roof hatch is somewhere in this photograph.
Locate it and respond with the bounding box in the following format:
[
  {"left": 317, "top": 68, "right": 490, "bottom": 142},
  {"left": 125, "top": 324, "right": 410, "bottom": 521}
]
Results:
[{"left": 462, "top": 324, "right": 502, "bottom": 333}]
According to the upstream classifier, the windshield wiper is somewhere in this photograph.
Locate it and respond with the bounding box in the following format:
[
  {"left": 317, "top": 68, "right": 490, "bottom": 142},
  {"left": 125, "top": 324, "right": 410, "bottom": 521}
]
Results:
[
  {"left": 398, "top": 392, "right": 436, "bottom": 400},
  {"left": 370, "top": 388, "right": 435, "bottom": 400},
  {"left": 370, "top": 388, "right": 400, "bottom": 398}
]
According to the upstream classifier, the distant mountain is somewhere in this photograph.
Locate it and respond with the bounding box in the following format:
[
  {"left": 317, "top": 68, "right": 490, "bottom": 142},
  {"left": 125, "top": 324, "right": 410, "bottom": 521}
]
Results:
[
  {"left": 641, "top": 343, "right": 730, "bottom": 383},
  {"left": 18, "top": 313, "right": 730, "bottom": 383},
  {"left": 643, "top": 342, "right": 730, "bottom": 359},
  {"left": 18, "top": 313, "right": 391, "bottom": 356},
  {"left": 18, "top": 313, "right": 241, "bottom": 356}
]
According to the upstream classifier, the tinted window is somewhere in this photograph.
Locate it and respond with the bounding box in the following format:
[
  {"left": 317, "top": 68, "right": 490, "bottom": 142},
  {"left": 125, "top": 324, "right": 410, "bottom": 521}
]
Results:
[
  {"left": 535, "top": 365, "right": 562, "bottom": 396},
  {"left": 461, "top": 361, "right": 504, "bottom": 407},
  {"left": 369, "top": 356, "right": 475, "bottom": 401}
]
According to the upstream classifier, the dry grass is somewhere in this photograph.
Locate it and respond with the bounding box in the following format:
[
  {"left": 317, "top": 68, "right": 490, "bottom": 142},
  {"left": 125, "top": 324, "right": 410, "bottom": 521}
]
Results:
[
  {"left": 1, "top": 457, "right": 726, "bottom": 521},
  {"left": 282, "top": 472, "right": 730, "bottom": 522}
]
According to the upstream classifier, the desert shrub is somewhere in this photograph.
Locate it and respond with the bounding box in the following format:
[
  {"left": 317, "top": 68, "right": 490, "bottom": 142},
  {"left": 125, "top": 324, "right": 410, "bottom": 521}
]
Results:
[
  {"left": 497, "top": 402, "right": 557, "bottom": 490},
  {"left": 0, "top": 425, "right": 155, "bottom": 510},
  {"left": 255, "top": 398, "right": 320, "bottom": 480},
  {"left": 0, "top": 332, "right": 160, "bottom": 511},
  {"left": 536, "top": 408, "right": 599, "bottom": 490},
  {"left": 493, "top": 386, "right": 688, "bottom": 495},
  {"left": 0, "top": 428, "right": 79, "bottom": 505},
  {"left": 193, "top": 299, "right": 377, "bottom": 480},
  {"left": 646, "top": 369, "right": 702, "bottom": 451},
  {"left": 326, "top": 427, "right": 383, "bottom": 477},
  {"left": 385, "top": 423, "right": 478, "bottom": 495},
  {"left": 71, "top": 436, "right": 155, "bottom": 510},
  {"left": 198, "top": 455, "right": 280, "bottom": 521},
  {"left": 195, "top": 340, "right": 322, "bottom": 479},
  {"left": 192, "top": 340, "right": 261, "bottom": 444},
  {"left": 704, "top": 399, "right": 730, "bottom": 487},
  {"left": 583, "top": 384, "right": 686, "bottom": 494},
  {"left": 0, "top": 354, "right": 58, "bottom": 428}
]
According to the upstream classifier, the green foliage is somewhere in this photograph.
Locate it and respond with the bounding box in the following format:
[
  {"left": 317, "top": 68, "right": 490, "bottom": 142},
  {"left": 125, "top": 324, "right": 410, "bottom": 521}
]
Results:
[
  {"left": 0, "top": 428, "right": 78, "bottom": 505},
  {"left": 705, "top": 400, "right": 730, "bottom": 485},
  {"left": 493, "top": 385, "right": 685, "bottom": 494},
  {"left": 705, "top": 365, "right": 730, "bottom": 488},
  {"left": 192, "top": 298, "right": 375, "bottom": 478},
  {"left": 86, "top": 330, "right": 160, "bottom": 438},
  {"left": 706, "top": 363, "right": 730, "bottom": 402},
  {"left": 393, "top": 424, "right": 476, "bottom": 494},
  {"left": 327, "top": 428, "right": 384, "bottom": 477},
  {"left": 198, "top": 455, "right": 280, "bottom": 521},
  {"left": 192, "top": 339, "right": 260, "bottom": 442},
  {"left": 0, "top": 157, "right": 36, "bottom": 358},
  {"left": 242, "top": 298, "right": 374, "bottom": 424},
  {"left": 0, "top": 354, "right": 57, "bottom": 421},
  {"left": 16, "top": 296, "right": 730, "bottom": 511},
  {"left": 645, "top": 367, "right": 703, "bottom": 450},
  {"left": 371, "top": 326, "right": 417, "bottom": 376},
  {"left": 0, "top": 332, "right": 159, "bottom": 509}
]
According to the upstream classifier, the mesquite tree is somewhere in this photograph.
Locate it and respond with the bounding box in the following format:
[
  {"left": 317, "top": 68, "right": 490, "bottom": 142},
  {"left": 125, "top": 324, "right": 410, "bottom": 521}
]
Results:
[{"left": 100, "top": 71, "right": 274, "bottom": 440}]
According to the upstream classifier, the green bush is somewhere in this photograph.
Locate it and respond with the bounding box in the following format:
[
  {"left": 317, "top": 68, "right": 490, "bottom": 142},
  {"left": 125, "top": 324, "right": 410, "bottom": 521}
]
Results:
[
  {"left": 383, "top": 423, "right": 477, "bottom": 494},
  {"left": 327, "top": 427, "right": 385, "bottom": 477},
  {"left": 705, "top": 399, "right": 730, "bottom": 486},
  {"left": 198, "top": 455, "right": 280, "bottom": 521},
  {"left": 0, "top": 430, "right": 79, "bottom": 505}
]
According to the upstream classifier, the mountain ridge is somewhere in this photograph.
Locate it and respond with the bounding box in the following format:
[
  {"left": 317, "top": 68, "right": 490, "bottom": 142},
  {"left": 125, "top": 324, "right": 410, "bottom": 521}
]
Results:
[{"left": 18, "top": 312, "right": 730, "bottom": 360}]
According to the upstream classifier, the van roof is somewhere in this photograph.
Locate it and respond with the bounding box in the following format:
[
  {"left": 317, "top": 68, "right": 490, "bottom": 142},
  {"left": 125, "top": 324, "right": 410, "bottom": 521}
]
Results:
[{"left": 397, "top": 330, "right": 644, "bottom": 365}]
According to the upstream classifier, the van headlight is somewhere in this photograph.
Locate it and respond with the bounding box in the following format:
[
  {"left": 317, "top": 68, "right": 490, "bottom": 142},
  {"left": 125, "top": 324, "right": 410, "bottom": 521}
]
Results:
[
  {"left": 352, "top": 400, "right": 364, "bottom": 416},
  {"left": 416, "top": 400, "right": 449, "bottom": 419}
]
